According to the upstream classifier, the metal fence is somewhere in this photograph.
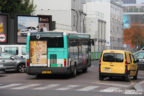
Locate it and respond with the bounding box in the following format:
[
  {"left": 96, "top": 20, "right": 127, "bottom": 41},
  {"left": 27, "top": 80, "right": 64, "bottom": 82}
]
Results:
[{"left": 91, "top": 45, "right": 138, "bottom": 60}]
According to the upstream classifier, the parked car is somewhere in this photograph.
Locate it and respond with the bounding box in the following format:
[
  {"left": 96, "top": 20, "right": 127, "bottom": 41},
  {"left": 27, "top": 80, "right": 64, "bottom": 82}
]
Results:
[
  {"left": 21, "top": 27, "right": 37, "bottom": 36},
  {"left": 0, "top": 44, "right": 27, "bottom": 58},
  {"left": 99, "top": 50, "right": 138, "bottom": 81},
  {"left": 133, "top": 50, "right": 144, "bottom": 70},
  {"left": 0, "top": 52, "right": 26, "bottom": 73}
]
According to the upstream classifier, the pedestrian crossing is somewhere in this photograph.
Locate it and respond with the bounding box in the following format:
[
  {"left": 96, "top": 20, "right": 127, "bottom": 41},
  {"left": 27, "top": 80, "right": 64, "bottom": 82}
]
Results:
[{"left": 0, "top": 83, "right": 143, "bottom": 95}]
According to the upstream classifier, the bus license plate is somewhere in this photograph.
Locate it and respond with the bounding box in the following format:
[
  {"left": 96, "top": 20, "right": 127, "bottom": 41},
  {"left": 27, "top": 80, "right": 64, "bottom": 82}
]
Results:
[
  {"left": 103, "top": 69, "right": 112, "bottom": 71},
  {"left": 42, "top": 71, "right": 52, "bottom": 74}
]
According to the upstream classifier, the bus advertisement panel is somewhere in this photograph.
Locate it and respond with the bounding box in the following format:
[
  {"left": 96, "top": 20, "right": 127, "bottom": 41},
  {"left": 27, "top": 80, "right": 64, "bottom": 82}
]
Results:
[{"left": 30, "top": 41, "right": 47, "bottom": 66}]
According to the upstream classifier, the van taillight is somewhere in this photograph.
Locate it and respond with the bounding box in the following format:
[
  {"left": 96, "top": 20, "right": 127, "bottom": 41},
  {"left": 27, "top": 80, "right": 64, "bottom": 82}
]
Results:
[
  {"left": 125, "top": 54, "right": 127, "bottom": 72},
  {"left": 64, "top": 59, "right": 67, "bottom": 67},
  {"left": 99, "top": 59, "right": 101, "bottom": 72},
  {"left": 27, "top": 59, "right": 30, "bottom": 67},
  {"left": 125, "top": 54, "right": 127, "bottom": 66},
  {"left": 125, "top": 60, "right": 127, "bottom": 66}
]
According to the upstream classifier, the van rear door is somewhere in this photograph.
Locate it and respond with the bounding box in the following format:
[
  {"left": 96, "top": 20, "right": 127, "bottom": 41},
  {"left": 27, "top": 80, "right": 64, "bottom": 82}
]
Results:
[{"left": 101, "top": 52, "right": 125, "bottom": 74}]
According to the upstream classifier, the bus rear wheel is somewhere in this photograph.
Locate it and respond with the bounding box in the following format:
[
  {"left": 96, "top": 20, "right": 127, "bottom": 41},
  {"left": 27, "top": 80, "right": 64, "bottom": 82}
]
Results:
[{"left": 82, "top": 68, "right": 87, "bottom": 73}]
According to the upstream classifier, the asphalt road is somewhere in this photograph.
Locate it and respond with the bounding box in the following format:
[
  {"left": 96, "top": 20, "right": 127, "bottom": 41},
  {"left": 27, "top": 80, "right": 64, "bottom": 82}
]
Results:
[{"left": 0, "top": 60, "right": 144, "bottom": 96}]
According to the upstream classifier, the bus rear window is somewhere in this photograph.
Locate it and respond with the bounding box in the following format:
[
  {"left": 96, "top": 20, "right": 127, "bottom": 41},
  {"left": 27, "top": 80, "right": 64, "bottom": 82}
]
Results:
[
  {"left": 103, "top": 53, "right": 123, "bottom": 62},
  {"left": 47, "top": 37, "right": 64, "bottom": 48}
]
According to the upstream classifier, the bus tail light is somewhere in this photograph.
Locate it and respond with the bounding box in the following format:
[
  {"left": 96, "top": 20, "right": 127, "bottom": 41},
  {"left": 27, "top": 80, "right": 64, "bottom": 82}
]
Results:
[
  {"left": 27, "top": 59, "right": 30, "bottom": 67},
  {"left": 64, "top": 59, "right": 67, "bottom": 67}
]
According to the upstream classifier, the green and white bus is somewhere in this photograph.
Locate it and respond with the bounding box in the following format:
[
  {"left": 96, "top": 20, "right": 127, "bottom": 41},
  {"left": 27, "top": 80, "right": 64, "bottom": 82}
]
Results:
[{"left": 26, "top": 32, "right": 92, "bottom": 77}]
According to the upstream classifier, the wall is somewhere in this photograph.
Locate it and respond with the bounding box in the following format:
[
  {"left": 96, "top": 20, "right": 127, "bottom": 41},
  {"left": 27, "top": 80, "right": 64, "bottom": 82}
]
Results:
[
  {"left": 34, "top": 0, "right": 85, "bottom": 33},
  {"left": 110, "top": 2, "right": 123, "bottom": 49}
]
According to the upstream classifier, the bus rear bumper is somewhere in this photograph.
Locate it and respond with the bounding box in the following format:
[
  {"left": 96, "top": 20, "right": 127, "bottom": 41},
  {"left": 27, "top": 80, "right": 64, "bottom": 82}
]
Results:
[{"left": 26, "top": 67, "right": 72, "bottom": 75}]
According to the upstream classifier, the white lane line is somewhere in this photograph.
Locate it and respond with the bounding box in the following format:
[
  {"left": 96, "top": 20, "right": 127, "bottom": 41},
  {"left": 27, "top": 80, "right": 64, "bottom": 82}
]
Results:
[
  {"left": 11, "top": 84, "right": 40, "bottom": 90},
  {"left": 56, "top": 85, "right": 79, "bottom": 91},
  {"left": 34, "top": 84, "right": 60, "bottom": 90},
  {"left": 93, "top": 82, "right": 130, "bottom": 88},
  {"left": 77, "top": 86, "right": 99, "bottom": 91},
  {"left": 0, "top": 83, "right": 22, "bottom": 89},
  {"left": 100, "top": 87, "right": 122, "bottom": 93},
  {"left": 124, "top": 90, "right": 143, "bottom": 95}
]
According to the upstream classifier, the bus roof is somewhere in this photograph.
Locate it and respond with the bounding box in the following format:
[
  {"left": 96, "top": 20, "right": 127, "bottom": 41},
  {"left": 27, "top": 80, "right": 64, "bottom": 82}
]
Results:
[{"left": 29, "top": 31, "right": 90, "bottom": 37}]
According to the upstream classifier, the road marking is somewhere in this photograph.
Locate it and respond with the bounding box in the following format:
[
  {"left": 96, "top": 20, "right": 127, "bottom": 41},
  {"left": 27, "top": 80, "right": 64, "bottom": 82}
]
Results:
[
  {"left": 0, "top": 83, "right": 22, "bottom": 89},
  {"left": 56, "top": 85, "right": 79, "bottom": 91},
  {"left": 124, "top": 90, "right": 143, "bottom": 95},
  {"left": 100, "top": 87, "right": 122, "bottom": 93},
  {"left": 34, "top": 84, "right": 60, "bottom": 90},
  {"left": 77, "top": 86, "right": 99, "bottom": 91},
  {"left": 93, "top": 82, "right": 130, "bottom": 88},
  {"left": 11, "top": 84, "right": 40, "bottom": 90}
]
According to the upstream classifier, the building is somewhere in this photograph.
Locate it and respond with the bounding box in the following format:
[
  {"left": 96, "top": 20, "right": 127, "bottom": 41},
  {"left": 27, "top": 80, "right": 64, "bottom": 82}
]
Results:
[
  {"left": 84, "top": 0, "right": 123, "bottom": 52},
  {"left": 33, "top": 0, "right": 86, "bottom": 33},
  {"left": 123, "top": 0, "right": 144, "bottom": 48},
  {"left": 83, "top": 2, "right": 106, "bottom": 54}
]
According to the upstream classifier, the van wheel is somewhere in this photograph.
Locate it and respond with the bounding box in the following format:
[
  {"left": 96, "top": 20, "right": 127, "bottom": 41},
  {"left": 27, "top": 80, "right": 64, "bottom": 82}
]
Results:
[
  {"left": 17, "top": 64, "right": 25, "bottom": 73},
  {"left": 125, "top": 75, "right": 130, "bottom": 82},
  {"left": 99, "top": 75, "right": 104, "bottom": 80},
  {"left": 133, "top": 70, "right": 138, "bottom": 80},
  {"left": 82, "top": 68, "right": 87, "bottom": 73},
  {"left": 72, "top": 66, "right": 77, "bottom": 77}
]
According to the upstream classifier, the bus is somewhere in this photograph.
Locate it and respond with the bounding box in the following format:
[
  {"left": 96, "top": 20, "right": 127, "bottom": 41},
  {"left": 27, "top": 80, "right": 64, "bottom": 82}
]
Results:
[{"left": 26, "top": 32, "right": 92, "bottom": 77}]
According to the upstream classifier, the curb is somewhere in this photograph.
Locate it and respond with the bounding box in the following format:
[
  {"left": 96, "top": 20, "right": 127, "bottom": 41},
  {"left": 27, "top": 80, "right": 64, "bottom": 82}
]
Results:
[{"left": 134, "top": 81, "right": 144, "bottom": 92}]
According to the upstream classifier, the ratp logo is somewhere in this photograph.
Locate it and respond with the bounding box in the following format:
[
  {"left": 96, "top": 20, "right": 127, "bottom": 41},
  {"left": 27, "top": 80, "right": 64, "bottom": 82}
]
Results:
[
  {"left": 0, "top": 34, "right": 6, "bottom": 42},
  {"left": 36, "top": 34, "right": 41, "bottom": 39}
]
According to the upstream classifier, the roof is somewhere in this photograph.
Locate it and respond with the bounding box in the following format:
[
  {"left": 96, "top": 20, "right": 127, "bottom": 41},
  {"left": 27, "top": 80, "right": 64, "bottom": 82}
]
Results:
[{"left": 103, "top": 50, "right": 130, "bottom": 53}]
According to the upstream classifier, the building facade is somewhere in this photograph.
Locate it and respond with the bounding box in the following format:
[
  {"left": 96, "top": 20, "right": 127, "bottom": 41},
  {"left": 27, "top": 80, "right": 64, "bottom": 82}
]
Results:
[
  {"left": 110, "top": 1, "right": 123, "bottom": 49},
  {"left": 84, "top": 0, "right": 123, "bottom": 52},
  {"left": 123, "top": 0, "right": 144, "bottom": 48},
  {"left": 33, "top": 0, "right": 86, "bottom": 33},
  {"left": 83, "top": 2, "right": 106, "bottom": 53}
]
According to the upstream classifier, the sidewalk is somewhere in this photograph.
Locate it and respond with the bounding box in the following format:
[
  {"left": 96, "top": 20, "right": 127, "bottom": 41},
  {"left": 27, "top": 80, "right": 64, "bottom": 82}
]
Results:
[{"left": 134, "top": 80, "right": 144, "bottom": 92}]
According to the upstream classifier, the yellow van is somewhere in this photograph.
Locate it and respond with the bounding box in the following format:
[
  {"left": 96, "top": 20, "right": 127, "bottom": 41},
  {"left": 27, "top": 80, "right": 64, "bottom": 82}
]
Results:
[{"left": 99, "top": 50, "right": 138, "bottom": 81}]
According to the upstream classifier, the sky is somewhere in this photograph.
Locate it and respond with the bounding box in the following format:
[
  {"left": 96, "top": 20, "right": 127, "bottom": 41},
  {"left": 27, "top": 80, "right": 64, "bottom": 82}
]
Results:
[{"left": 137, "top": 0, "right": 144, "bottom": 4}]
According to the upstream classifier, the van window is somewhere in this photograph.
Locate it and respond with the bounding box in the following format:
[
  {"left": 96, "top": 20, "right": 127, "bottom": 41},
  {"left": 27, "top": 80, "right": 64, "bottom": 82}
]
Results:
[
  {"left": 4, "top": 47, "right": 18, "bottom": 55},
  {"left": 22, "top": 47, "right": 26, "bottom": 55},
  {"left": 103, "top": 53, "right": 123, "bottom": 62}
]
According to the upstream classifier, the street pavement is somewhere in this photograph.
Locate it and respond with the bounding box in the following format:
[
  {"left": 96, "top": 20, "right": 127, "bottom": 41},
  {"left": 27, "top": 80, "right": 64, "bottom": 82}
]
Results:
[{"left": 0, "top": 60, "right": 144, "bottom": 96}]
